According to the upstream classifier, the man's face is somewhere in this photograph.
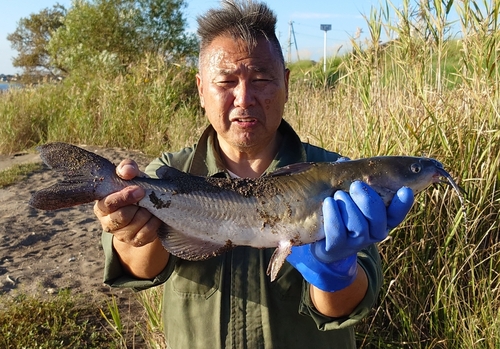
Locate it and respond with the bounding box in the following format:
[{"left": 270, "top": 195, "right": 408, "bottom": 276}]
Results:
[{"left": 196, "top": 35, "right": 290, "bottom": 153}]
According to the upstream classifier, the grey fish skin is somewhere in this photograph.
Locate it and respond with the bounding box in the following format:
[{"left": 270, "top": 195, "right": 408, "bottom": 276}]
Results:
[{"left": 29, "top": 142, "right": 459, "bottom": 281}]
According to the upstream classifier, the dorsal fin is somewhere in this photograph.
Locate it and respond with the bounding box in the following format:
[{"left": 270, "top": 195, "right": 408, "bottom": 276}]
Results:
[
  {"left": 267, "top": 163, "right": 316, "bottom": 177},
  {"left": 154, "top": 165, "right": 191, "bottom": 180}
]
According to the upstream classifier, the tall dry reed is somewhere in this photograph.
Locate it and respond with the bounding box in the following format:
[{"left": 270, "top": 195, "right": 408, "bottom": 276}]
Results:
[{"left": 284, "top": 1, "right": 499, "bottom": 347}]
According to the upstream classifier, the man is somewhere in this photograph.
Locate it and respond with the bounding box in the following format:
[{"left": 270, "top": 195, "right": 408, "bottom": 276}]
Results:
[{"left": 95, "top": 1, "right": 414, "bottom": 348}]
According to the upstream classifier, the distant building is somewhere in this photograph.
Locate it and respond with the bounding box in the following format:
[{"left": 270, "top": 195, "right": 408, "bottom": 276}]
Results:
[{"left": 0, "top": 74, "right": 18, "bottom": 82}]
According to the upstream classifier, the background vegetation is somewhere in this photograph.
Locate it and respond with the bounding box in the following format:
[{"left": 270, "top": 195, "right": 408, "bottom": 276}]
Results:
[
  {"left": 0, "top": 291, "right": 123, "bottom": 349},
  {"left": 7, "top": 0, "right": 198, "bottom": 83},
  {"left": 1, "top": 0, "right": 499, "bottom": 348}
]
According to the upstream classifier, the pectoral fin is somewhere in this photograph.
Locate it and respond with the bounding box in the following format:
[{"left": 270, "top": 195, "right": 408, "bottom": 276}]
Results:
[
  {"left": 158, "top": 224, "right": 235, "bottom": 261},
  {"left": 267, "top": 241, "right": 293, "bottom": 282}
]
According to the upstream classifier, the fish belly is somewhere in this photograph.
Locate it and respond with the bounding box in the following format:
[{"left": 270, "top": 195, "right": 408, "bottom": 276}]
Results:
[{"left": 138, "top": 188, "right": 325, "bottom": 249}]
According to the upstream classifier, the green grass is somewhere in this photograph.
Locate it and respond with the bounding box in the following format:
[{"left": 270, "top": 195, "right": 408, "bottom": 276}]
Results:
[
  {"left": 1, "top": 0, "right": 499, "bottom": 348},
  {"left": 0, "top": 162, "right": 42, "bottom": 188},
  {"left": 0, "top": 290, "right": 122, "bottom": 349}
]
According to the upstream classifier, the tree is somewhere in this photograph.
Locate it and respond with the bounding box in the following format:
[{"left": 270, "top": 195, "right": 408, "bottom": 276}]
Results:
[
  {"left": 133, "top": 0, "right": 198, "bottom": 58},
  {"left": 48, "top": 0, "right": 138, "bottom": 75},
  {"left": 48, "top": 0, "right": 198, "bottom": 75},
  {"left": 7, "top": 4, "right": 67, "bottom": 78}
]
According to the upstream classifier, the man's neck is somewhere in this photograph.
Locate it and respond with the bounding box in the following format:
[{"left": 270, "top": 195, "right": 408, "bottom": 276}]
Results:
[{"left": 218, "top": 132, "right": 283, "bottom": 178}]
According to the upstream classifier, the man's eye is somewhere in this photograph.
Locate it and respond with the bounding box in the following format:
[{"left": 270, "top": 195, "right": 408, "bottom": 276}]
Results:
[
  {"left": 216, "top": 80, "right": 236, "bottom": 86},
  {"left": 254, "top": 74, "right": 272, "bottom": 81},
  {"left": 253, "top": 78, "right": 273, "bottom": 85}
]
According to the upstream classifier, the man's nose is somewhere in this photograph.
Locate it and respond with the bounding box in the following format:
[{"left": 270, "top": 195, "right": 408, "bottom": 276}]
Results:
[{"left": 233, "top": 80, "right": 256, "bottom": 108}]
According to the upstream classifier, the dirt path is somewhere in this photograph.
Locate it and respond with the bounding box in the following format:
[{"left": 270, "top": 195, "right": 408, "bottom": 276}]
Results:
[{"left": 0, "top": 145, "right": 154, "bottom": 347}]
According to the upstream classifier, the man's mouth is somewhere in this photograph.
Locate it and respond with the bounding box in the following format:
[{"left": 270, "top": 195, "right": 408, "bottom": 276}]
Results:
[{"left": 232, "top": 117, "right": 258, "bottom": 124}]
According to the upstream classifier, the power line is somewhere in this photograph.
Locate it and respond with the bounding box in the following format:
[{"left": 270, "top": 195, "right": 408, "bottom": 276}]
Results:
[{"left": 293, "top": 30, "right": 347, "bottom": 43}]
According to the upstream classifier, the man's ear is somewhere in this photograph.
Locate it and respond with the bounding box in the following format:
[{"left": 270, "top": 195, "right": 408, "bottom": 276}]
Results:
[
  {"left": 284, "top": 68, "right": 291, "bottom": 102},
  {"left": 196, "top": 73, "right": 205, "bottom": 108}
]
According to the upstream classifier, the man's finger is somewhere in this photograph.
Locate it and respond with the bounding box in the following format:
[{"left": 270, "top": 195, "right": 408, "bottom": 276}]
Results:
[
  {"left": 117, "top": 159, "right": 142, "bottom": 180},
  {"left": 349, "top": 181, "right": 387, "bottom": 241},
  {"left": 96, "top": 186, "right": 145, "bottom": 214},
  {"left": 322, "top": 197, "right": 347, "bottom": 252},
  {"left": 109, "top": 209, "right": 160, "bottom": 244},
  {"left": 333, "top": 189, "right": 367, "bottom": 239},
  {"left": 387, "top": 187, "right": 414, "bottom": 230}
]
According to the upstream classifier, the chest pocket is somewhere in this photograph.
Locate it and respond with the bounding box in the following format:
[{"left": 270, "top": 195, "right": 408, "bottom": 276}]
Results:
[{"left": 171, "top": 256, "right": 222, "bottom": 299}]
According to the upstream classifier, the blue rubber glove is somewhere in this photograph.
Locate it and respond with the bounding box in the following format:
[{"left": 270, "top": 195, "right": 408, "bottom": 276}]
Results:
[{"left": 287, "top": 181, "right": 414, "bottom": 292}]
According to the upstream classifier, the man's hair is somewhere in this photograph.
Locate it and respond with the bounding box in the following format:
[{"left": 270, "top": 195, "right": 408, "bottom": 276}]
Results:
[{"left": 197, "top": 0, "right": 285, "bottom": 68}]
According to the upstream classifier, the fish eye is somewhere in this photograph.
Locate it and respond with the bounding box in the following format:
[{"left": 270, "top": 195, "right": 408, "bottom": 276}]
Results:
[{"left": 410, "top": 163, "right": 422, "bottom": 173}]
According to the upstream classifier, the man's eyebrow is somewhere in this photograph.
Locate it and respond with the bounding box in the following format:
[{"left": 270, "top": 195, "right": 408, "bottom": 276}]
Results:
[
  {"left": 214, "top": 65, "right": 275, "bottom": 76},
  {"left": 217, "top": 69, "right": 235, "bottom": 75},
  {"left": 250, "top": 65, "right": 271, "bottom": 73}
]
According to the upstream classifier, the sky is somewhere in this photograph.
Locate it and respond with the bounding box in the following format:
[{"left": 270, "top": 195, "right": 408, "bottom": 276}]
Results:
[{"left": 0, "top": 0, "right": 457, "bottom": 75}]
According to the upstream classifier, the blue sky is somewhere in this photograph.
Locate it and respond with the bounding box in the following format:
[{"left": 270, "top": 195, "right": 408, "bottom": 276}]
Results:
[{"left": 0, "top": 0, "right": 455, "bottom": 75}]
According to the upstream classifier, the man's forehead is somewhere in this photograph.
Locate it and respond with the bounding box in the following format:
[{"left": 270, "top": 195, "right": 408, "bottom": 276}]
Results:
[{"left": 201, "top": 37, "right": 279, "bottom": 71}]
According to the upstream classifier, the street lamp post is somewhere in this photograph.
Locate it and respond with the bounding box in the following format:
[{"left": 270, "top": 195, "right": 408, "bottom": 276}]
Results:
[{"left": 320, "top": 24, "right": 332, "bottom": 73}]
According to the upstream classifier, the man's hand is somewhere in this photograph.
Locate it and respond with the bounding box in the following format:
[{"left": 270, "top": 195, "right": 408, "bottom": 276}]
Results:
[
  {"left": 287, "top": 181, "right": 414, "bottom": 292},
  {"left": 94, "top": 159, "right": 162, "bottom": 246},
  {"left": 95, "top": 160, "right": 168, "bottom": 279}
]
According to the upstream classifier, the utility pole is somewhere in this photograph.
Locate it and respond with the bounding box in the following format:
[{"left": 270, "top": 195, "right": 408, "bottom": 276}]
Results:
[
  {"left": 320, "top": 24, "right": 331, "bottom": 73},
  {"left": 287, "top": 21, "right": 300, "bottom": 63},
  {"left": 291, "top": 22, "right": 300, "bottom": 62},
  {"left": 287, "top": 21, "right": 292, "bottom": 64}
]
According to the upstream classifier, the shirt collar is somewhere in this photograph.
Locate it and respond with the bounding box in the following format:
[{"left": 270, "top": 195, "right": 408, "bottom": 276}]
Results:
[{"left": 188, "top": 120, "right": 306, "bottom": 177}]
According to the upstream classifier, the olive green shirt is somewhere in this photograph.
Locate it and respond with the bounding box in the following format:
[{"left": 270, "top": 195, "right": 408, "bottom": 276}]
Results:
[{"left": 102, "top": 120, "right": 383, "bottom": 349}]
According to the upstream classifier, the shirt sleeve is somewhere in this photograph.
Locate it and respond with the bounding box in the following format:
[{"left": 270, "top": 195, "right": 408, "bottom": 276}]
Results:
[
  {"left": 298, "top": 244, "right": 383, "bottom": 330},
  {"left": 101, "top": 231, "right": 178, "bottom": 291}
]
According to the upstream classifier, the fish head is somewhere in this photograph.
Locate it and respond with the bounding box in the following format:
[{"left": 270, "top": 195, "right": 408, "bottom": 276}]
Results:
[
  {"left": 359, "top": 156, "right": 458, "bottom": 204},
  {"left": 388, "top": 157, "right": 441, "bottom": 192}
]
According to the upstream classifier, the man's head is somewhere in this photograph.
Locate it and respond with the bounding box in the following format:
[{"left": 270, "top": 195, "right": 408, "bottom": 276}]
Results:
[
  {"left": 195, "top": 0, "right": 289, "bottom": 160},
  {"left": 197, "top": 0, "right": 285, "bottom": 72}
]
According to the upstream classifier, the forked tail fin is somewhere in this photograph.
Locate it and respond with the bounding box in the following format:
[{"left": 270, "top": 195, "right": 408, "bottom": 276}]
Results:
[{"left": 29, "top": 142, "right": 122, "bottom": 210}]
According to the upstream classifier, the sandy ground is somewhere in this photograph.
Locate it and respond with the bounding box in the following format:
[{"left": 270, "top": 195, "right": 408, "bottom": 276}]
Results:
[{"left": 0, "top": 145, "right": 153, "bottom": 345}]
